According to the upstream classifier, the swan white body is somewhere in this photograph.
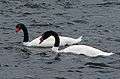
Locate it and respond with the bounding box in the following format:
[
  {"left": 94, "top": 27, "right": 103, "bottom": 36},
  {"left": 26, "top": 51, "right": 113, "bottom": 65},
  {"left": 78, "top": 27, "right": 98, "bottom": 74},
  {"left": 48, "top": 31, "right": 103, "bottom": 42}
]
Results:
[
  {"left": 23, "top": 36, "right": 82, "bottom": 47},
  {"left": 52, "top": 45, "right": 114, "bottom": 57}
]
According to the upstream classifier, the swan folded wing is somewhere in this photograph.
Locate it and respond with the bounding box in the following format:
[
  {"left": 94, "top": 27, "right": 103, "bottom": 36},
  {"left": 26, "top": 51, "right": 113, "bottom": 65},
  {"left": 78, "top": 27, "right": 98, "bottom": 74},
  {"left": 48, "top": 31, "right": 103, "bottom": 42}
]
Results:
[
  {"left": 27, "top": 36, "right": 41, "bottom": 46},
  {"left": 60, "top": 45, "right": 114, "bottom": 57},
  {"left": 59, "top": 36, "right": 82, "bottom": 46}
]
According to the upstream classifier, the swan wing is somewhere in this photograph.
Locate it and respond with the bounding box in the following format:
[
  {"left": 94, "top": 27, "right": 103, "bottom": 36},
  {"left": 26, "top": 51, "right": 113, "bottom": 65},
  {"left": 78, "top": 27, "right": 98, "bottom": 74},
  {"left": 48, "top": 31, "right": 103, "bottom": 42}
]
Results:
[
  {"left": 61, "top": 45, "right": 113, "bottom": 57},
  {"left": 59, "top": 36, "right": 82, "bottom": 46},
  {"left": 26, "top": 36, "right": 41, "bottom": 46}
]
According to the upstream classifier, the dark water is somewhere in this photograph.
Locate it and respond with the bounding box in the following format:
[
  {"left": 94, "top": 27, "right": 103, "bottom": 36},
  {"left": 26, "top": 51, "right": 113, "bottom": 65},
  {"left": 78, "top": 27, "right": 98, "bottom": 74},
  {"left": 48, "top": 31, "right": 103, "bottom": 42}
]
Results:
[{"left": 0, "top": 0, "right": 120, "bottom": 79}]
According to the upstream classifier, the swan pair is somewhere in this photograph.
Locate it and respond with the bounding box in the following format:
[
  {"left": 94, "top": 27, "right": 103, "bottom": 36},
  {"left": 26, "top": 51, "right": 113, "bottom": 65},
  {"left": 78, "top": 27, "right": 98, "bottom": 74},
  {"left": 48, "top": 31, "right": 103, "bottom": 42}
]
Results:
[{"left": 16, "top": 23, "right": 114, "bottom": 57}]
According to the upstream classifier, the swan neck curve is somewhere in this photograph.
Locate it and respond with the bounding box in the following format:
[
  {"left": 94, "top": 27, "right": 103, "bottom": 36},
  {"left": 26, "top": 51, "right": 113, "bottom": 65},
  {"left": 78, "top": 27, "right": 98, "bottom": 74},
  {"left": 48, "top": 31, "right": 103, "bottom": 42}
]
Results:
[
  {"left": 21, "top": 24, "right": 29, "bottom": 42},
  {"left": 43, "top": 31, "right": 60, "bottom": 47},
  {"left": 53, "top": 33, "right": 60, "bottom": 47}
]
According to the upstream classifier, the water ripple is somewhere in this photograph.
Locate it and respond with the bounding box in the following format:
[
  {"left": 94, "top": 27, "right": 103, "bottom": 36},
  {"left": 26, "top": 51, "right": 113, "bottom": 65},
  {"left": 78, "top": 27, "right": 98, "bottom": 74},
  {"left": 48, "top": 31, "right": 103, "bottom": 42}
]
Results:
[
  {"left": 84, "top": 62, "right": 110, "bottom": 69},
  {"left": 55, "top": 77, "right": 67, "bottom": 79}
]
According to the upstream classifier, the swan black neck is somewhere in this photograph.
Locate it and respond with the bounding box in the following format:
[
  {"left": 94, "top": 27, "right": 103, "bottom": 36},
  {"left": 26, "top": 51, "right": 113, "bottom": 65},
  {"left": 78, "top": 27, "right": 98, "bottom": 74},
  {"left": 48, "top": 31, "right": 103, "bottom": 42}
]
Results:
[
  {"left": 42, "top": 31, "right": 60, "bottom": 47},
  {"left": 16, "top": 23, "right": 29, "bottom": 42}
]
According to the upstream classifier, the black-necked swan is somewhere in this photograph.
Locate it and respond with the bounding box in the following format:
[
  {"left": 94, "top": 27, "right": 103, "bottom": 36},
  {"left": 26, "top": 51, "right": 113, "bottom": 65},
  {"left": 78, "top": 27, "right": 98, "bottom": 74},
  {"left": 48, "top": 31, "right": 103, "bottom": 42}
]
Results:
[
  {"left": 16, "top": 23, "right": 82, "bottom": 47},
  {"left": 39, "top": 31, "right": 114, "bottom": 57}
]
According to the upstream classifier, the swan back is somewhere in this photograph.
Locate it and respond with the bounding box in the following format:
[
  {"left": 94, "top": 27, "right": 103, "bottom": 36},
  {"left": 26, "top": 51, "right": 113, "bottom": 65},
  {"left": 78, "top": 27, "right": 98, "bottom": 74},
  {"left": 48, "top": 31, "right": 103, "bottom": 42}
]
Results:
[{"left": 60, "top": 45, "right": 114, "bottom": 57}]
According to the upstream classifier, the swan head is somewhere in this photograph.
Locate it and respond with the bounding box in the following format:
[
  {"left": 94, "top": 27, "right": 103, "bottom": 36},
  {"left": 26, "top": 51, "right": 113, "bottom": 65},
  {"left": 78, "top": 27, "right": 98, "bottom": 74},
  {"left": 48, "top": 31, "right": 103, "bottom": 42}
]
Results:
[
  {"left": 16, "top": 23, "right": 29, "bottom": 42},
  {"left": 16, "top": 23, "right": 26, "bottom": 32},
  {"left": 39, "top": 32, "right": 50, "bottom": 44}
]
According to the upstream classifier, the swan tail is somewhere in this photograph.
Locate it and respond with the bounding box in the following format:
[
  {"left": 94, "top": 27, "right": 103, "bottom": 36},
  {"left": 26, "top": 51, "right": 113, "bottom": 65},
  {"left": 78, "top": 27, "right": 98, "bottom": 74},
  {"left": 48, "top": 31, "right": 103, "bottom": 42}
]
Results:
[
  {"left": 102, "top": 52, "right": 114, "bottom": 56},
  {"left": 76, "top": 36, "right": 83, "bottom": 42}
]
